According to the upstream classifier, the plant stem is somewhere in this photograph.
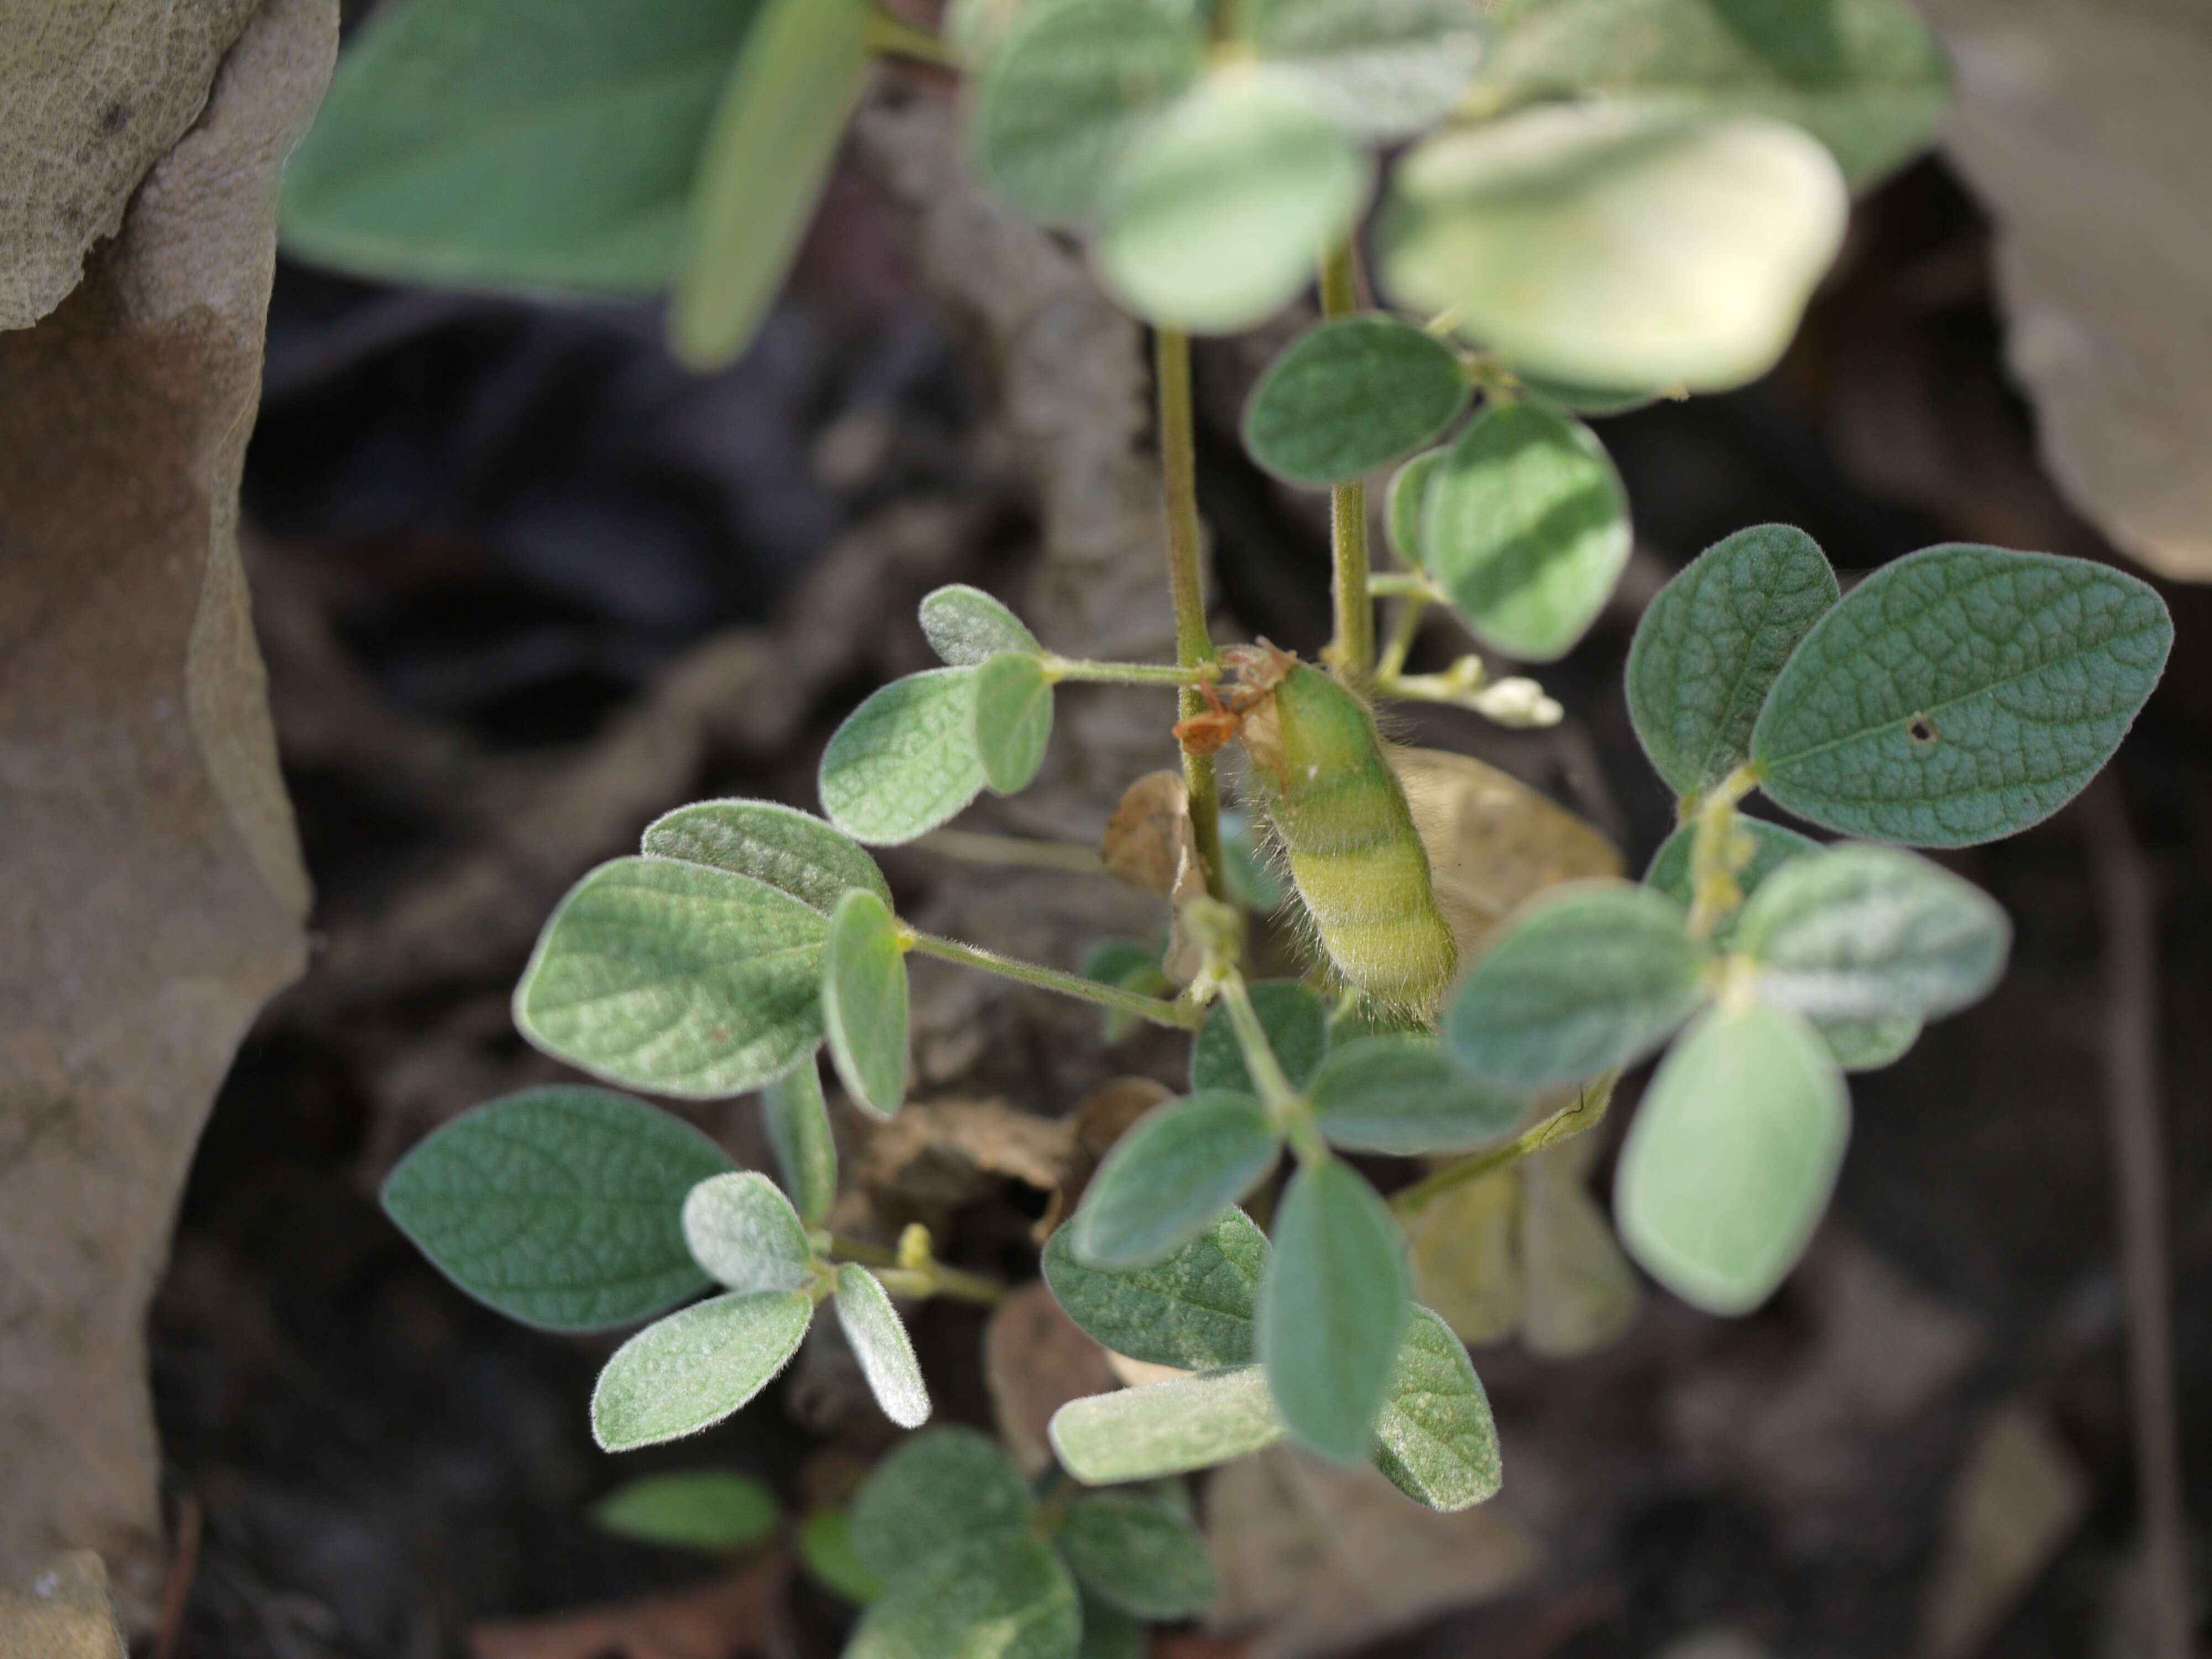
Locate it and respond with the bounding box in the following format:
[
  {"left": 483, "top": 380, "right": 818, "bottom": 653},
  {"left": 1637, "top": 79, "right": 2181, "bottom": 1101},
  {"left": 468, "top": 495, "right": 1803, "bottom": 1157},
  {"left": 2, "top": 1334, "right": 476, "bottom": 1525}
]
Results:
[
  {"left": 1216, "top": 970, "right": 1305, "bottom": 1119},
  {"left": 907, "top": 930, "right": 1205, "bottom": 1030},
  {"left": 1042, "top": 656, "right": 1213, "bottom": 688},
  {"left": 863, "top": 8, "right": 957, "bottom": 66},
  {"left": 1319, "top": 240, "right": 1375, "bottom": 684},
  {"left": 828, "top": 1235, "right": 1004, "bottom": 1305},
  {"left": 1156, "top": 328, "right": 1229, "bottom": 903},
  {"left": 1391, "top": 1077, "right": 1616, "bottom": 1218},
  {"left": 1369, "top": 572, "right": 1443, "bottom": 601},
  {"left": 1375, "top": 595, "right": 1431, "bottom": 683},
  {"left": 1686, "top": 764, "right": 1762, "bottom": 941},
  {"left": 911, "top": 830, "right": 1103, "bottom": 875}
]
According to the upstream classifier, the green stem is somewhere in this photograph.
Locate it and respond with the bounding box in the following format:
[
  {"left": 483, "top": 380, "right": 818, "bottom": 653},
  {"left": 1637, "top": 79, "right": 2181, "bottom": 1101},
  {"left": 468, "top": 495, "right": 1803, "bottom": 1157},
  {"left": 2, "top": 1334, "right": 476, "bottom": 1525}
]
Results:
[
  {"left": 1215, "top": 970, "right": 1326, "bottom": 1160},
  {"left": 911, "top": 830, "right": 1102, "bottom": 875},
  {"left": 1156, "top": 328, "right": 1229, "bottom": 903},
  {"left": 1369, "top": 572, "right": 1443, "bottom": 601},
  {"left": 1391, "top": 1078, "right": 1616, "bottom": 1218},
  {"left": 907, "top": 930, "right": 1205, "bottom": 1030},
  {"left": 828, "top": 1235, "right": 1004, "bottom": 1305},
  {"left": 1375, "top": 594, "right": 1430, "bottom": 683},
  {"left": 1043, "top": 656, "right": 1213, "bottom": 688},
  {"left": 863, "top": 8, "right": 956, "bottom": 66},
  {"left": 1686, "top": 764, "right": 1762, "bottom": 942},
  {"left": 1319, "top": 241, "right": 1374, "bottom": 685}
]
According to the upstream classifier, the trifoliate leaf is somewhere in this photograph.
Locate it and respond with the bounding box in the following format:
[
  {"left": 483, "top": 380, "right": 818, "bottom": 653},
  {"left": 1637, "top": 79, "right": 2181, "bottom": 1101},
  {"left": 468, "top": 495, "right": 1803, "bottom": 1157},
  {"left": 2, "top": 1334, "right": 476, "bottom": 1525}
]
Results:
[
  {"left": 763, "top": 1058, "right": 838, "bottom": 1227},
  {"left": 1241, "top": 0, "right": 1485, "bottom": 141},
  {"left": 1308, "top": 1036, "right": 1525, "bottom": 1155},
  {"left": 382, "top": 1087, "right": 734, "bottom": 1330},
  {"left": 1370, "top": 1305, "right": 1501, "bottom": 1511},
  {"left": 822, "top": 889, "right": 911, "bottom": 1119},
  {"left": 1192, "top": 980, "right": 1331, "bottom": 1095},
  {"left": 835, "top": 1265, "right": 932, "bottom": 1428},
  {"left": 1058, "top": 1492, "right": 1217, "bottom": 1619},
  {"left": 1042, "top": 1208, "right": 1265, "bottom": 1370},
  {"left": 682, "top": 1170, "right": 813, "bottom": 1294},
  {"left": 1241, "top": 316, "right": 1472, "bottom": 488},
  {"left": 1048, "top": 1364, "right": 1288, "bottom": 1483},
  {"left": 851, "top": 1426, "right": 1035, "bottom": 1581},
  {"left": 847, "top": 1533, "right": 1081, "bottom": 1659},
  {"left": 643, "top": 798, "right": 891, "bottom": 915},
  {"left": 920, "top": 584, "right": 1044, "bottom": 666},
  {"left": 593, "top": 1472, "right": 781, "bottom": 1554},
  {"left": 821, "top": 669, "right": 993, "bottom": 845},
  {"left": 974, "top": 653, "right": 1056, "bottom": 795},
  {"left": 591, "top": 1290, "right": 814, "bottom": 1449},
  {"left": 1073, "top": 1091, "right": 1281, "bottom": 1271}
]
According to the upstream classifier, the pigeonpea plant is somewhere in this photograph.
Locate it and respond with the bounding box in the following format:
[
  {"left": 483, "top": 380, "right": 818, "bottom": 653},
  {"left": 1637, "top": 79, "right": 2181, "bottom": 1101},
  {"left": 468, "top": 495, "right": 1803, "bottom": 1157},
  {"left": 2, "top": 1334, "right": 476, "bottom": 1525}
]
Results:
[{"left": 316, "top": 0, "right": 2172, "bottom": 1650}]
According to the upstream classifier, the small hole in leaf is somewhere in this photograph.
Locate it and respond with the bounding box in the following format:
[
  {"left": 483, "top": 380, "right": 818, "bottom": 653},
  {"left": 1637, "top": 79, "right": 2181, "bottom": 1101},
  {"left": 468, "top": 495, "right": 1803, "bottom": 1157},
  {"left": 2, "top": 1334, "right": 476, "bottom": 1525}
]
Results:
[{"left": 1908, "top": 717, "right": 1938, "bottom": 745}]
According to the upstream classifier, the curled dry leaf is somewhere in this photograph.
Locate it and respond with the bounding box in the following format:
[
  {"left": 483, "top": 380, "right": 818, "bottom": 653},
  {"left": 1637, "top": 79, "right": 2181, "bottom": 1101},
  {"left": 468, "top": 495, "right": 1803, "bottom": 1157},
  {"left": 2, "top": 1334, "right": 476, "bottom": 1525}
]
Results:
[
  {"left": 984, "top": 1281, "right": 1124, "bottom": 1476},
  {"left": 1102, "top": 770, "right": 1192, "bottom": 896},
  {"left": 853, "top": 1098, "right": 1078, "bottom": 1236}
]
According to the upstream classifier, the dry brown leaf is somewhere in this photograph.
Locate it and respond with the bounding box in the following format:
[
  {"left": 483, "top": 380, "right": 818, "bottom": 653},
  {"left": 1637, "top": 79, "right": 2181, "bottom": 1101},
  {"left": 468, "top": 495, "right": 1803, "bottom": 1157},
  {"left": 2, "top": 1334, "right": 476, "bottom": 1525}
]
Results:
[
  {"left": 471, "top": 1553, "right": 794, "bottom": 1659},
  {"left": 1406, "top": 1169, "right": 1524, "bottom": 1348},
  {"left": 0, "top": 1554, "right": 128, "bottom": 1659},
  {"left": 0, "top": 0, "right": 330, "bottom": 1610},
  {"left": 1102, "top": 771, "right": 1192, "bottom": 897},
  {"left": 1518, "top": 1144, "right": 1642, "bottom": 1360},
  {"left": 1918, "top": 1404, "right": 2089, "bottom": 1659},
  {"left": 1394, "top": 748, "right": 1622, "bottom": 961},
  {"left": 1206, "top": 1446, "right": 1542, "bottom": 1659},
  {"left": 984, "top": 1281, "right": 1124, "bottom": 1475},
  {"left": 853, "top": 1099, "right": 1077, "bottom": 1236},
  {"left": 1915, "top": 0, "right": 2212, "bottom": 580}
]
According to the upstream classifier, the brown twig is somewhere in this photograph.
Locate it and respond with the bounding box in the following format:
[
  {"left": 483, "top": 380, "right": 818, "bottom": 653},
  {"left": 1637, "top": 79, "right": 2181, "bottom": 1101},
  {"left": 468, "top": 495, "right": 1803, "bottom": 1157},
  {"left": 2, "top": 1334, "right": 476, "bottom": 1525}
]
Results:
[
  {"left": 153, "top": 1493, "right": 204, "bottom": 1659},
  {"left": 2083, "top": 777, "right": 2193, "bottom": 1659}
]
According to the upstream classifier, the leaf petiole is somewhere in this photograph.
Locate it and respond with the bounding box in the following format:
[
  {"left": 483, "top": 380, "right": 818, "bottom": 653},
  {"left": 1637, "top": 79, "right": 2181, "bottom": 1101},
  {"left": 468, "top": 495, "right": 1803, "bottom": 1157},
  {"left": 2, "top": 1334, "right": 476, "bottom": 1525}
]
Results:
[
  {"left": 904, "top": 930, "right": 1206, "bottom": 1031},
  {"left": 825, "top": 1232, "right": 1004, "bottom": 1305},
  {"left": 1041, "top": 655, "right": 1217, "bottom": 688},
  {"left": 1684, "top": 763, "right": 1764, "bottom": 942},
  {"left": 1390, "top": 1076, "right": 1616, "bottom": 1218}
]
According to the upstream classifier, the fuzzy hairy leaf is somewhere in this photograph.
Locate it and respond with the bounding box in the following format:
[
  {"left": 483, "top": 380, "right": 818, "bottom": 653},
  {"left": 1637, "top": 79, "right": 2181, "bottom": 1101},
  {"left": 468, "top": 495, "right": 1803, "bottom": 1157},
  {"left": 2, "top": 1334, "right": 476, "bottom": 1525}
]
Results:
[
  {"left": 821, "top": 668, "right": 990, "bottom": 845},
  {"left": 921, "top": 585, "right": 1043, "bottom": 666},
  {"left": 763, "top": 1058, "right": 838, "bottom": 1226},
  {"left": 1370, "top": 1305, "right": 1502, "bottom": 1511},
  {"left": 836, "top": 1265, "right": 932, "bottom": 1428},
  {"left": 847, "top": 1533, "right": 1081, "bottom": 1659},
  {"left": 851, "top": 1426, "right": 1035, "bottom": 1580},
  {"left": 822, "top": 889, "right": 910, "bottom": 1118},
  {"left": 1073, "top": 1092, "right": 1280, "bottom": 1271},
  {"left": 382, "top": 1087, "right": 734, "bottom": 1331},
  {"left": 643, "top": 799, "right": 891, "bottom": 915},
  {"left": 1242, "top": 0, "right": 1485, "bottom": 140},
  {"left": 1308, "top": 1036, "right": 1525, "bottom": 1155},
  {"left": 681, "top": 1171, "right": 813, "bottom": 1294},
  {"left": 1049, "top": 1364, "right": 1288, "bottom": 1483},
  {"left": 1242, "top": 316, "right": 1471, "bottom": 487},
  {"left": 1043, "top": 1208, "right": 1265, "bottom": 1370},
  {"left": 591, "top": 1290, "right": 814, "bottom": 1449},
  {"left": 1387, "top": 447, "right": 1448, "bottom": 566},
  {"left": 1192, "top": 980, "right": 1331, "bottom": 1096},
  {"left": 1058, "top": 1492, "right": 1217, "bottom": 1619},
  {"left": 593, "top": 1471, "right": 781, "bottom": 1553},
  {"left": 975, "top": 653, "right": 1056, "bottom": 795}
]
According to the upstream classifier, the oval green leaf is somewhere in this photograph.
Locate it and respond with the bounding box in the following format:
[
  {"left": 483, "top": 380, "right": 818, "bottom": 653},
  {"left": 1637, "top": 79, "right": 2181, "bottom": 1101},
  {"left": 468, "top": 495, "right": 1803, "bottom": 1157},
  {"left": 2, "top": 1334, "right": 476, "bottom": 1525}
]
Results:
[
  {"left": 593, "top": 1471, "right": 781, "bottom": 1554},
  {"left": 974, "top": 652, "right": 1056, "bottom": 795},
  {"left": 517, "top": 859, "right": 827, "bottom": 1097},
  {"left": 381, "top": 1086, "right": 736, "bottom": 1331},
  {"left": 1386, "top": 446, "right": 1448, "bottom": 567},
  {"left": 1258, "top": 1159, "right": 1412, "bottom": 1465},
  {"left": 1379, "top": 102, "right": 1848, "bottom": 392},
  {"left": 834, "top": 1264, "right": 932, "bottom": 1429},
  {"left": 1370, "top": 1304, "right": 1501, "bottom": 1510},
  {"left": 1420, "top": 399, "right": 1631, "bottom": 662},
  {"left": 1614, "top": 1001, "right": 1849, "bottom": 1316},
  {"left": 847, "top": 1533, "right": 1081, "bottom": 1659},
  {"left": 644, "top": 798, "right": 891, "bottom": 915},
  {"left": 1073, "top": 1091, "right": 1281, "bottom": 1271},
  {"left": 822, "top": 889, "right": 910, "bottom": 1119},
  {"left": 1097, "top": 69, "right": 1371, "bottom": 333},
  {"left": 1043, "top": 1207, "right": 1267, "bottom": 1370},
  {"left": 1191, "top": 979, "right": 1331, "bottom": 1096},
  {"left": 1241, "top": 316, "right": 1472, "bottom": 488},
  {"left": 1049, "top": 1364, "right": 1288, "bottom": 1484},
  {"left": 821, "top": 668, "right": 992, "bottom": 845},
  {"left": 1308, "top": 1036, "right": 1526, "bottom": 1155},
  {"left": 1750, "top": 545, "right": 2173, "bottom": 847},
  {"left": 850, "top": 1426, "right": 1035, "bottom": 1582},
  {"left": 1627, "top": 524, "right": 1840, "bottom": 800},
  {"left": 1445, "top": 881, "right": 1710, "bottom": 1092},
  {"left": 681, "top": 1170, "right": 813, "bottom": 1293},
  {"left": 1241, "top": 0, "right": 1486, "bottom": 141},
  {"left": 920, "top": 583, "right": 1044, "bottom": 666},
  {"left": 591, "top": 1289, "right": 815, "bottom": 1449},
  {"left": 763, "top": 1058, "right": 838, "bottom": 1227},
  {"left": 1058, "top": 1492, "right": 1216, "bottom": 1619}
]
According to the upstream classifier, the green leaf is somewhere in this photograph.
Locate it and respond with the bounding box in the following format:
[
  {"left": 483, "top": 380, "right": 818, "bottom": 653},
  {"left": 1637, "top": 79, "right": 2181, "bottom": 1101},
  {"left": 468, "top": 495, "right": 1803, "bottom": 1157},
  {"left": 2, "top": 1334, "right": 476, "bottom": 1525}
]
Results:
[
  {"left": 1734, "top": 844, "right": 2010, "bottom": 1024},
  {"left": 681, "top": 1171, "right": 815, "bottom": 1293},
  {"left": 821, "top": 669, "right": 991, "bottom": 846},
  {"left": 1386, "top": 447, "right": 1448, "bottom": 567},
  {"left": 1308, "top": 1036, "right": 1525, "bottom": 1155},
  {"left": 1370, "top": 1305, "right": 1501, "bottom": 1511},
  {"left": 1515, "top": 374, "right": 1658, "bottom": 416},
  {"left": 799, "top": 1508, "right": 885, "bottom": 1603},
  {"left": 643, "top": 799, "right": 891, "bottom": 915},
  {"left": 1642, "top": 815, "right": 1820, "bottom": 948},
  {"left": 1073, "top": 1092, "right": 1281, "bottom": 1271},
  {"left": 1241, "top": 0, "right": 1485, "bottom": 140},
  {"left": 1517, "top": 1142, "right": 1641, "bottom": 1359},
  {"left": 1076, "top": 1595, "right": 1147, "bottom": 1659},
  {"left": 921, "top": 585, "right": 1044, "bottom": 666},
  {"left": 1475, "top": 0, "right": 1950, "bottom": 190},
  {"left": 671, "top": 0, "right": 870, "bottom": 367},
  {"left": 381, "top": 1087, "right": 735, "bottom": 1331},
  {"left": 969, "top": 0, "right": 1206, "bottom": 225},
  {"left": 1097, "top": 69, "right": 1371, "bottom": 333},
  {"left": 975, "top": 653, "right": 1057, "bottom": 795},
  {"left": 1048, "top": 1364, "right": 1287, "bottom": 1483},
  {"left": 1057, "top": 1492, "right": 1217, "bottom": 1619},
  {"left": 1192, "top": 980, "right": 1330, "bottom": 1095},
  {"left": 591, "top": 1290, "right": 814, "bottom": 1449},
  {"left": 1614, "top": 1001, "right": 1849, "bottom": 1315},
  {"left": 1419, "top": 400, "right": 1631, "bottom": 662},
  {"left": 851, "top": 1427, "right": 1035, "bottom": 1582},
  {"left": 1445, "top": 881, "right": 1710, "bottom": 1091},
  {"left": 593, "top": 1472, "right": 781, "bottom": 1554},
  {"left": 1626, "top": 524, "right": 1840, "bottom": 799},
  {"left": 1259, "top": 1160, "right": 1412, "bottom": 1464},
  {"left": 1750, "top": 545, "right": 2173, "bottom": 847},
  {"left": 1220, "top": 812, "right": 1289, "bottom": 911},
  {"left": 1241, "top": 316, "right": 1472, "bottom": 488},
  {"left": 1379, "top": 102, "right": 1848, "bottom": 393},
  {"left": 1081, "top": 938, "right": 1172, "bottom": 1042},
  {"left": 279, "top": 0, "right": 759, "bottom": 292},
  {"left": 1042, "top": 1208, "right": 1265, "bottom": 1369},
  {"left": 517, "top": 858, "right": 826, "bottom": 1097},
  {"left": 822, "top": 889, "right": 911, "bottom": 1119},
  {"left": 836, "top": 1265, "right": 932, "bottom": 1428},
  {"left": 847, "top": 1533, "right": 1081, "bottom": 1659},
  {"left": 1818, "top": 1014, "right": 1919, "bottom": 1073},
  {"left": 763, "top": 1059, "right": 838, "bottom": 1227}
]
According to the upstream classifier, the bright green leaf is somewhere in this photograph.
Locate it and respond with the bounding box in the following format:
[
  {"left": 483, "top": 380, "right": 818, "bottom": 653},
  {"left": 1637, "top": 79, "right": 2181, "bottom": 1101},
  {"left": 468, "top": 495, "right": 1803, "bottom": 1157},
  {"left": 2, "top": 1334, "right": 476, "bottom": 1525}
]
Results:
[
  {"left": 847, "top": 1533, "right": 1081, "bottom": 1659},
  {"left": 671, "top": 0, "right": 870, "bottom": 367},
  {"left": 1445, "top": 881, "right": 1710, "bottom": 1091},
  {"left": 763, "top": 1058, "right": 838, "bottom": 1227},
  {"left": 1192, "top": 980, "right": 1330, "bottom": 1095},
  {"left": 969, "top": 0, "right": 1206, "bottom": 225},
  {"left": 382, "top": 1087, "right": 734, "bottom": 1331},
  {"left": 516, "top": 858, "right": 826, "bottom": 1097},
  {"left": 1386, "top": 447, "right": 1448, "bottom": 567},
  {"left": 1626, "top": 524, "right": 1840, "bottom": 799},
  {"left": 1097, "top": 69, "right": 1371, "bottom": 333},
  {"left": 1614, "top": 1001, "right": 1849, "bottom": 1316},
  {"left": 1420, "top": 399, "right": 1631, "bottom": 662},
  {"left": 1379, "top": 102, "right": 1848, "bottom": 392},
  {"left": 643, "top": 798, "right": 891, "bottom": 915},
  {"left": 975, "top": 653, "right": 1056, "bottom": 795},
  {"left": 1073, "top": 1092, "right": 1280, "bottom": 1271},
  {"left": 1750, "top": 545, "right": 2173, "bottom": 847},
  {"left": 591, "top": 1290, "right": 814, "bottom": 1449},
  {"left": 851, "top": 1426, "right": 1035, "bottom": 1582},
  {"left": 1517, "top": 1144, "right": 1641, "bottom": 1359},
  {"left": 1308, "top": 1036, "right": 1525, "bottom": 1155},
  {"left": 593, "top": 1471, "right": 781, "bottom": 1554},
  {"left": 1734, "top": 844, "right": 2010, "bottom": 1024},
  {"left": 1259, "top": 1160, "right": 1412, "bottom": 1464},
  {"left": 1642, "top": 815, "right": 1820, "bottom": 948},
  {"left": 1241, "top": 0, "right": 1485, "bottom": 140},
  {"left": 1475, "top": 0, "right": 1949, "bottom": 190},
  {"left": 1241, "top": 316, "right": 1472, "bottom": 488},
  {"left": 279, "top": 0, "right": 760, "bottom": 292},
  {"left": 799, "top": 1508, "right": 885, "bottom": 1603},
  {"left": 822, "top": 889, "right": 911, "bottom": 1118},
  {"left": 1042, "top": 1208, "right": 1265, "bottom": 1369},
  {"left": 1049, "top": 1364, "right": 1288, "bottom": 1483},
  {"left": 682, "top": 1171, "right": 814, "bottom": 1293},
  {"left": 1370, "top": 1305, "right": 1501, "bottom": 1510},
  {"left": 921, "top": 585, "right": 1044, "bottom": 666},
  {"left": 1057, "top": 1491, "right": 1216, "bottom": 1619},
  {"left": 836, "top": 1264, "right": 932, "bottom": 1428},
  {"left": 821, "top": 669, "right": 991, "bottom": 845}
]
